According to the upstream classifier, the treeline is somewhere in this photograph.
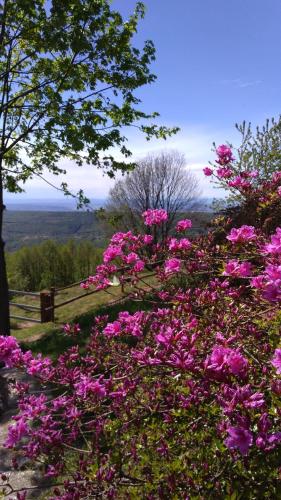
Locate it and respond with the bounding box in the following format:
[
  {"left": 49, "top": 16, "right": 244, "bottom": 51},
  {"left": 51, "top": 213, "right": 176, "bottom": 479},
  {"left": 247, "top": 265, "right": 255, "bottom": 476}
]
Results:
[{"left": 6, "top": 240, "right": 103, "bottom": 291}]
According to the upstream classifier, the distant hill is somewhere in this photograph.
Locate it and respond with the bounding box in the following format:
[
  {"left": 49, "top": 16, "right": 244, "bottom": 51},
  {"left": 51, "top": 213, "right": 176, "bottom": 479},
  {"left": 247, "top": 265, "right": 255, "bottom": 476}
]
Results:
[
  {"left": 4, "top": 211, "right": 108, "bottom": 251},
  {"left": 5, "top": 198, "right": 106, "bottom": 212},
  {"left": 5, "top": 196, "right": 216, "bottom": 212},
  {"left": 4, "top": 210, "right": 214, "bottom": 252}
]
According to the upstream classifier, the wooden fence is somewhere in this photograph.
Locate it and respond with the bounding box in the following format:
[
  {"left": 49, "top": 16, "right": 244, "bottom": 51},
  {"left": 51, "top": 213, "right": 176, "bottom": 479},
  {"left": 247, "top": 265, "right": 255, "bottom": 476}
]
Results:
[
  {"left": 9, "top": 288, "right": 55, "bottom": 324},
  {"left": 8, "top": 267, "right": 158, "bottom": 325}
]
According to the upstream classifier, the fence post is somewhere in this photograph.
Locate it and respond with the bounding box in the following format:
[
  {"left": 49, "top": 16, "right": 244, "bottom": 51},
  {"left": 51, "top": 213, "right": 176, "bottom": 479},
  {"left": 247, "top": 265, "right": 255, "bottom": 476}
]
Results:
[
  {"left": 40, "top": 290, "right": 55, "bottom": 323},
  {"left": 120, "top": 270, "right": 125, "bottom": 294}
]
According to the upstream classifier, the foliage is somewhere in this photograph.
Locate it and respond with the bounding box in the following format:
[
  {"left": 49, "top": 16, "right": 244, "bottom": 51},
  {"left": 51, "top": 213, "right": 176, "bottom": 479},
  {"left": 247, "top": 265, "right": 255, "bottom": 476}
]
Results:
[
  {"left": 0, "top": 0, "right": 179, "bottom": 335},
  {"left": 235, "top": 117, "right": 281, "bottom": 182},
  {"left": 0, "top": 0, "right": 178, "bottom": 193},
  {"left": 210, "top": 117, "right": 281, "bottom": 198},
  {"left": 6, "top": 240, "right": 103, "bottom": 291},
  {"left": 204, "top": 142, "right": 281, "bottom": 239},
  {"left": 1, "top": 147, "right": 281, "bottom": 498}
]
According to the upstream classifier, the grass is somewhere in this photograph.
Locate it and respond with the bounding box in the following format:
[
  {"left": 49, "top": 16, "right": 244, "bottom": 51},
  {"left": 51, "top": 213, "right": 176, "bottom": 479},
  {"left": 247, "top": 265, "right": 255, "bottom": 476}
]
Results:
[
  {"left": 21, "top": 298, "right": 149, "bottom": 359},
  {"left": 10, "top": 283, "right": 124, "bottom": 337},
  {"left": 10, "top": 273, "right": 157, "bottom": 358}
]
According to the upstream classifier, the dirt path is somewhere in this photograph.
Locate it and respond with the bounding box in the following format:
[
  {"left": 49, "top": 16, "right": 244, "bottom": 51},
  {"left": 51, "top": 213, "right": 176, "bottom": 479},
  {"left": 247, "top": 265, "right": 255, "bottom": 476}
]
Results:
[{"left": 0, "top": 368, "right": 45, "bottom": 499}]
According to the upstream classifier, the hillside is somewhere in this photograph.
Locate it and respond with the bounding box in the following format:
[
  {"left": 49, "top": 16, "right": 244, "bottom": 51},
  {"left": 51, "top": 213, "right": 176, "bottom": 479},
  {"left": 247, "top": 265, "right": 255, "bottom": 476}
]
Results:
[
  {"left": 4, "top": 210, "right": 214, "bottom": 251},
  {"left": 3, "top": 211, "right": 108, "bottom": 251}
]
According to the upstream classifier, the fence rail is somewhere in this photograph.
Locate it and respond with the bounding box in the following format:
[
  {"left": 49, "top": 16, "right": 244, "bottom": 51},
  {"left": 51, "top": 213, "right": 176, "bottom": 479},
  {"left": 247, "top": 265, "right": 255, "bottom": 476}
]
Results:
[{"left": 9, "top": 264, "right": 159, "bottom": 326}]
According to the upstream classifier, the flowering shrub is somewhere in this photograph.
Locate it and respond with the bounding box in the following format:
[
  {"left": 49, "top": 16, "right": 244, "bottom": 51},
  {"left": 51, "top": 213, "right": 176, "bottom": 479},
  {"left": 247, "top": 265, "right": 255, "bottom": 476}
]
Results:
[
  {"left": 2, "top": 153, "right": 281, "bottom": 499},
  {"left": 206, "top": 144, "right": 281, "bottom": 236}
]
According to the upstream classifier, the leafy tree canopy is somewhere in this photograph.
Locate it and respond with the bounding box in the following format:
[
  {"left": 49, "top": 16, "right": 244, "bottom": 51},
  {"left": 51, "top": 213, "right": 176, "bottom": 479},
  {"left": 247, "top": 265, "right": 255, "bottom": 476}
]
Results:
[{"left": 0, "top": 0, "right": 178, "bottom": 199}]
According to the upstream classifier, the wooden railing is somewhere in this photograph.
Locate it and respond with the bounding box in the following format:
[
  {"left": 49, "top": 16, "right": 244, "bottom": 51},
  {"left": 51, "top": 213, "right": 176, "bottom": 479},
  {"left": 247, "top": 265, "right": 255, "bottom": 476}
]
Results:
[
  {"left": 8, "top": 266, "right": 159, "bottom": 325},
  {"left": 9, "top": 289, "right": 55, "bottom": 324}
]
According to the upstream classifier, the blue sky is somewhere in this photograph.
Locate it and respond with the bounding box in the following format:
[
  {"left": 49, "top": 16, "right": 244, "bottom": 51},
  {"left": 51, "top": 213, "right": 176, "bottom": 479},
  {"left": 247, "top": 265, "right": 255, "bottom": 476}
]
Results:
[{"left": 7, "top": 0, "right": 281, "bottom": 201}]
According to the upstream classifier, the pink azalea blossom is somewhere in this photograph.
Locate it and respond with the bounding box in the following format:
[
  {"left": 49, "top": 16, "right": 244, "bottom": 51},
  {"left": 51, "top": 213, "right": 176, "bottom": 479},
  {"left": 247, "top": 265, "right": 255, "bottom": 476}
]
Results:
[
  {"left": 5, "top": 418, "right": 29, "bottom": 448},
  {"left": 226, "top": 225, "right": 257, "bottom": 244},
  {"left": 133, "top": 260, "right": 145, "bottom": 272},
  {"left": 103, "top": 320, "right": 122, "bottom": 338},
  {"left": 227, "top": 351, "right": 248, "bottom": 376},
  {"left": 216, "top": 145, "right": 235, "bottom": 164},
  {"left": 223, "top": 260, "right": 252, "bottom": 277},
  {"left": 125, "top": 252, "right": 139, "bottom": 264},
  {"left": 110, "top": 231, "right": 134, "bottom": 244},
  {"left": 250, "top": 275, "right": 266, "bottom": 289},
  {"left": 203, "top": 166, "right": 213, "bottom": 176},
  {"left": 249, "top": 170, "right": 258, "bottom": 178},
  {"left": 103, "top": 245, "right": 123, "bottom": 263},
  {"left": 169, "top": 238, "right": 191, "bottom": 252},
  {"left": 74, "top": 376, "right": 107, "bottom": 399},
  {"left": 225, "top": 426, "right": 253, "bottom": 455},
  {"left": 142, "top": 209, "right": 168, "bottom": 226},
  {"left": 262, "top": 228, "right": 281, "bottom": 255},
  {"left": 143, "top": 234, "right": 153, "bottom": 244},
  {"left": 164, "top": 258, "right": 181, "bottom": 274},
  {"left": 205, "top": 346, "right": 248, "bottom": 377},
  {"left": 228, "top": 176, "right": 251, "bottom": 189},
  {"left": 217, "top": 167, "right": 233, "bottom": 179},
  {"left": 273, "top": 171, "right": 281, "bottom": 182},
  {"left": 26, "top": 354, "right": 52, "bottom": 377},
  {"left": 0, "top": 335, "right": 23, "bottom": 368},
  {"left": 216, "top": 144, "right": 233, "bottom": 158},
  {"left": 271, "top": 349, "right": 281, "bottom": 374},
  {"left": 176, "top": 219, "right": 192, "bottom": 232}
]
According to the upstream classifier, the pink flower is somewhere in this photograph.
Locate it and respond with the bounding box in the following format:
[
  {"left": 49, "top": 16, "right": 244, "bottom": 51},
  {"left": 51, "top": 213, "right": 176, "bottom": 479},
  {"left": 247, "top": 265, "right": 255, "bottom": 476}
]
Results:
[
  {"left": 110, "top": 231, "right": 134, "bottom": 244},
  {"left": 271, "top": 349, "right": 281, "bottom": 374},
  {"left": 273, "top": 172, "right": 281, "bottom": 182},
  {"left": 250, "top": 275, "right": 266, "bottom": 289},
  {"left": 103, "top": 321, "right": 122, "bottom": 338},
  {"left": 216, "top": 144, "right": 233, "bottom": 158},
  {"left": 0, "top": 335, "right": 22, "bottom": 368},
  {"left": 75, "top": 376, "right": 107, "bottom": 399},
  {"left": 226, "top": 225, "right": 256, "bottom": 244},
  {"left": 227, "top": 351, "right": 248, "bottom": 376},
  {"left": 63, "top": 323, "right": 80, "bottom": 335},
  {"left": 225, "top": 426, "right": 253, "bottom": 455},
  {"left": 142, "top": 209, "right": 168, "bottom": 226},
  {"left": 80, "top": 281, "right": 90, "bottom": 289},
  {"left": 5, "top": 418, "right": 29, "bottom": 448},
  {"left": 103, "top": 245, "right": 123, "bottom": 263},
  {"left": 203, "top": 166, "right": 213, "bottom": 176},
  {"left": 143, "top": 234, "right": 153, "bottom": 244},
  {"left": 125, "top": 252, "right": 139, "bottom": 264},
  {"left": 223, "top": 260, "right": 252, "bottom": 277},
  {"left": 133, "top": 260, "right": 145, "bottom": 273},
  {"left": 216, "top": 145, "right": 235, "bottom": 164},
  {"left": 228, "top": 176, "right": 251, "bottom": 189},
  {"left": 249, "top": 170, "right": 258, "bottom": 178},
  {"left": 169, "top": 238, "right": 191, "bottom": 252},
  {"left": 26, "top": 355, "right": 52, "bottom": 377},
  {"left": 251, "top": 263, "right": 281, "bottom": 303},
  {"left": 176, "top": 219, "right": 192, "bottom": 232},
  {"left": 164, "top": 258, "right": 181, "bottom": 274},
  {"left": 262, "top": 228, "right": 281, "bottom": 255},
  {"left": 205, "top": 346, "right": 248, "bottom": 377},
  {"left": 217, "top": 167, "right": 233, "bottom": 179}
]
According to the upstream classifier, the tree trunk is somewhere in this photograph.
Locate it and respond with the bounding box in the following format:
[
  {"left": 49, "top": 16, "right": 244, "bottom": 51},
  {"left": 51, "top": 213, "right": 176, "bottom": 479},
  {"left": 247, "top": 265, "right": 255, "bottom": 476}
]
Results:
[{"left": 0, "top": 170, "right": 10, "bottom": 335}]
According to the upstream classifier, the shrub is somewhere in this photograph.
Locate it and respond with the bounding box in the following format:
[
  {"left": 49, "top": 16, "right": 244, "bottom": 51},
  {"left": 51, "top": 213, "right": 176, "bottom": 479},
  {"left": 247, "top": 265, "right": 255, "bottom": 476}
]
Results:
[{"left": 1, "top": 148, "right": 281, "bottom": 499}]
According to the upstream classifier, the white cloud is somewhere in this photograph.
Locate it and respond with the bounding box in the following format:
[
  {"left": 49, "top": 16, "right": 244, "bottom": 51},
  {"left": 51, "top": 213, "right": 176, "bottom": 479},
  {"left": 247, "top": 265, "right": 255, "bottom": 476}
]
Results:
[
  {"left": 219, "top": 78, "right": 262, "bottom": 89},
  {"left": 5, "top": 124, "right": 238, "bottom": 201}
]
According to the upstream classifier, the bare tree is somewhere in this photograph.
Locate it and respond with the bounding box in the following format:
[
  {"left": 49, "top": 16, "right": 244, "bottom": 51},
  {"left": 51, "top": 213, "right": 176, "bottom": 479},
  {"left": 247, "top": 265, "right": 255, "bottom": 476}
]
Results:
[{"left": 106, "top": 150, "right": 199, "bottom": 241}]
